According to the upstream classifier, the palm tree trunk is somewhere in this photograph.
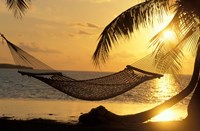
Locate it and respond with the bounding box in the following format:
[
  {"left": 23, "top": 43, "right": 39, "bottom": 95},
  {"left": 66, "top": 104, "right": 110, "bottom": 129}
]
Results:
[
  {"left": 186, "top": 45, "right": 200, "bottom": 123},
  {"left": 186, "top": 78, "right": 200, "bottom": 123}
]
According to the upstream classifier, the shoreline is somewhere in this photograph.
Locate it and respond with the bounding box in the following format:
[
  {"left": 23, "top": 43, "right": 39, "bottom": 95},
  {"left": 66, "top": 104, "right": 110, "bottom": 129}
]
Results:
[
  {"left": 0, "top": 99, "right": 196, "bottom": 130},
  {"left": 0, "top": 98, "right": 187, "bottom": 123}
]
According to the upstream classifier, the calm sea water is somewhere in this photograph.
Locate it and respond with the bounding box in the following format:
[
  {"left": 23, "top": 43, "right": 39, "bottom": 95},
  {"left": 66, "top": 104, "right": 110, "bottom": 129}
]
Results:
[{"left": 0, "top": 69, "right": 192, "bottom": 104}]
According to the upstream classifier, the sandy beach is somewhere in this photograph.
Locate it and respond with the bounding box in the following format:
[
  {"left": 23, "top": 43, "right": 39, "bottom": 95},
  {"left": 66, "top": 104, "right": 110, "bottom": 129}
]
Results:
[
  {"left": 0, "top": 99, "right": 187, "bottom": 122},
  {"left": 0, "top": 98, "right": 193, "bottom": 131},
  {"left": 0, "top": 99, "right": 152, "bottom": 123}
]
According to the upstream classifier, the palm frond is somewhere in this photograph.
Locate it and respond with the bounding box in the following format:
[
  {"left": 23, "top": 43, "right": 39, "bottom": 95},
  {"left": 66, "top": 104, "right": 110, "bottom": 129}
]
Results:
[
  {"left": 6, "top": 0, "right": 31, "bottom": 18},
  {"left": 150, "top": 8, "right": 197, "bottom": 45},
  {"left": 150, "top": 9, "right": 200, "bottom": 77},
  {"left": 154, "top": 48, "right": 184, "bottom": 75},
  {"left": 92, "top": 0, "right": 171, "bottom": 65}
]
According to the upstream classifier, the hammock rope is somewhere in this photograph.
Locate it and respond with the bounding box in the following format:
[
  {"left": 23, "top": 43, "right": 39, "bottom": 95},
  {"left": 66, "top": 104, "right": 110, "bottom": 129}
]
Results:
[{"left": 1, "top": 34, "right": 163, "bottom": 100}]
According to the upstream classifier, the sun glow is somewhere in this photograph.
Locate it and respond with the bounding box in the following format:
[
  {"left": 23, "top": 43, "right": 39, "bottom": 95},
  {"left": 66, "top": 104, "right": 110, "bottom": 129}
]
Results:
[
  {"left": 159, "top": 29, "right": 178, "bottom": 48},
  {"left": 161, "top": 29, "right": 177, "bottom": 42},
  {"left": 163, "top": 30, "right": 175, "bottom": 40},
  {"left": 152, "top": 109, "right": 177, "bottom": 121}
]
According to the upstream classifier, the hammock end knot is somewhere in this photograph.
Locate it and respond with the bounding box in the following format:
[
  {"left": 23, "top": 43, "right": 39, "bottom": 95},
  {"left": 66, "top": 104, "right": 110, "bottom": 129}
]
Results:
[{"left": 0, "top": 33, "right": 7, "bottom": 42}]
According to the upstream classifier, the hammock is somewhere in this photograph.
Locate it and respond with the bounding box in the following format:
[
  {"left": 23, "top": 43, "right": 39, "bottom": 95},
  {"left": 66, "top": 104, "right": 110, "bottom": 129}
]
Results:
[
  {"left": 2, "top": 35, "right": 199, "bottom": 123},
  {"left": 1, "top": 34, "right": 163, "bottom": 100}
]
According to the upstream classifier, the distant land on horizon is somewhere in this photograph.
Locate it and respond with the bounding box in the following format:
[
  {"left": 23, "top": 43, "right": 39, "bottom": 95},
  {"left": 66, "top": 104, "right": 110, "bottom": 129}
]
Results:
[{"left": 0, "top": 63, "right": 32, "bottom": 69}]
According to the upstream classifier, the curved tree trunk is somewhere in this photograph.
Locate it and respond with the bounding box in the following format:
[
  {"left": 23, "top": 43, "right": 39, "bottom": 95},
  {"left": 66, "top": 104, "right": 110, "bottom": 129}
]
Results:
[
  {"left": 186, "top": 45, "right": 200, "bottom": 124},
  {"left": 79, "top": 46, "right": 200, "bottom": 125},
  {"left": 186, "top": 78, "right": 200, "bottom": 124}
]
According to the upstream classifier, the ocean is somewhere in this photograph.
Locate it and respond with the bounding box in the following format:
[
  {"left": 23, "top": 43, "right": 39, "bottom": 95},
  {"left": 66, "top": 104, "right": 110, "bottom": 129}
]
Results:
[{"left": 0, "top": 68, "right": 193, "bottom": 122}]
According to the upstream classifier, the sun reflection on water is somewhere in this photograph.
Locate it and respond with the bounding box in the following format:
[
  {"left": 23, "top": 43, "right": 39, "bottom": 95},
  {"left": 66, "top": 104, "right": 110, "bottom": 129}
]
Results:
[
  {"left": 151, "top": 74, "right": 184, "bottom": 121},
  {"left": 154, "top": 74, "right": 179, "bottom": 101}
]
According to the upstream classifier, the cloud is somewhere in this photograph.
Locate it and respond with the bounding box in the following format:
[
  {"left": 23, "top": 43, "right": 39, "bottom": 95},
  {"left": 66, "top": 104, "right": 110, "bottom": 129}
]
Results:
[
  {"left": 78, "top": 30, "right": 92, "bottom": 35},
  {"left": 18, "top": 42, "right": 61, "bottom": 54},
  {"left": 66, "top": 30, "right": 93, "bottom": 38},
  {"left": 67, "top": 22, "right": 100, "bottom": 38},
  {"left": 71, "top": 23, "right": 85, "bottom": 27},
  {"left": 86, "top": 23, "right": 100, "bottom": 29},
  {"left": 70, "top": 22, "right": 100, "bottom": 29},
  {"left": 67, "top": 33, "right": 75, "bottom": 38}
]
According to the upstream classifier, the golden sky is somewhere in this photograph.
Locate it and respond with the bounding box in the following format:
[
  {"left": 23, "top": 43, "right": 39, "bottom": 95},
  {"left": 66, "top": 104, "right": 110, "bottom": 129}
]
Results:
[{"left": 0, "top": 0, "right": 195, "bottom": 74}]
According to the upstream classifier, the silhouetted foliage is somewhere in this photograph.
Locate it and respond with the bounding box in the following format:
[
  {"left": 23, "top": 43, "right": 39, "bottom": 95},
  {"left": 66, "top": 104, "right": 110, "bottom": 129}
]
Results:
[
  {"left": 93, "top": 0, "right": 200, "bottom": 76},
  {"left": 4, "top": 0, "right": 31, "bottom": 18}
]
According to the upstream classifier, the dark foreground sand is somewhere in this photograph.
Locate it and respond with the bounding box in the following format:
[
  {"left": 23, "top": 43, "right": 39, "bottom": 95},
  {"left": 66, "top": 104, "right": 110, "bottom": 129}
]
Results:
[
  {"left": 0, "top": 99, "right": 195, "bottom": 130},
  {"left": 0, "top": 117, "right": 199, "bottom": 131}
]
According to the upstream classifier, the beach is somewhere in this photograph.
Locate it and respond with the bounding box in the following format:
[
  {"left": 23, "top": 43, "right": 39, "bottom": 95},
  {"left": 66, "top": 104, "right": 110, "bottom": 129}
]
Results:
[
  {"left": 0, "top": 99, "right": 187, "bottom": 123},
  {"left": 0, "top": 99, "right": 192, "bottom": 131}
]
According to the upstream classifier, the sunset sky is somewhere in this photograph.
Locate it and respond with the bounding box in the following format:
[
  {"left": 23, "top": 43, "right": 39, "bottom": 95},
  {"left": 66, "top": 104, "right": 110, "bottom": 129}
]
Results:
[{"left": 0, "top": 0, "right": 195, "bottom": 74}]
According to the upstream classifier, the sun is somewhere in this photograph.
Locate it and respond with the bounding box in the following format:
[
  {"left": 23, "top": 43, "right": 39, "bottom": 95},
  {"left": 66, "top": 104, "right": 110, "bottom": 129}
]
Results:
[
  {"left": 160, "top": 29, "right": 177, "bottom": 47},
  {"left": 163, "top": 30, "right": 175, "bottom": 40}
]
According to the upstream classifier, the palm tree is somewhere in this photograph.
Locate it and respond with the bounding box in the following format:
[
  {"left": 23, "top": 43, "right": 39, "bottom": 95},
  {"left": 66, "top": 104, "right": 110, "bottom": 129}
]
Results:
[
  {"left": 92, "top": 0, "right": 200, "bottom": 124},
  {"left": 3, "top": 0, "right": 31, "bottom": 18}
]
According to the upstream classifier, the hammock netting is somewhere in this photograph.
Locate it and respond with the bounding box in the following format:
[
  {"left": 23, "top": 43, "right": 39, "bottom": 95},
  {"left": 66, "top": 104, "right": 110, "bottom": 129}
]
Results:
[
  {"left": 18, "top": 66, "right": 162, "bottom": 100},
  {"left": 2, "top": 35, "right": 163, "bottom": 101}
]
